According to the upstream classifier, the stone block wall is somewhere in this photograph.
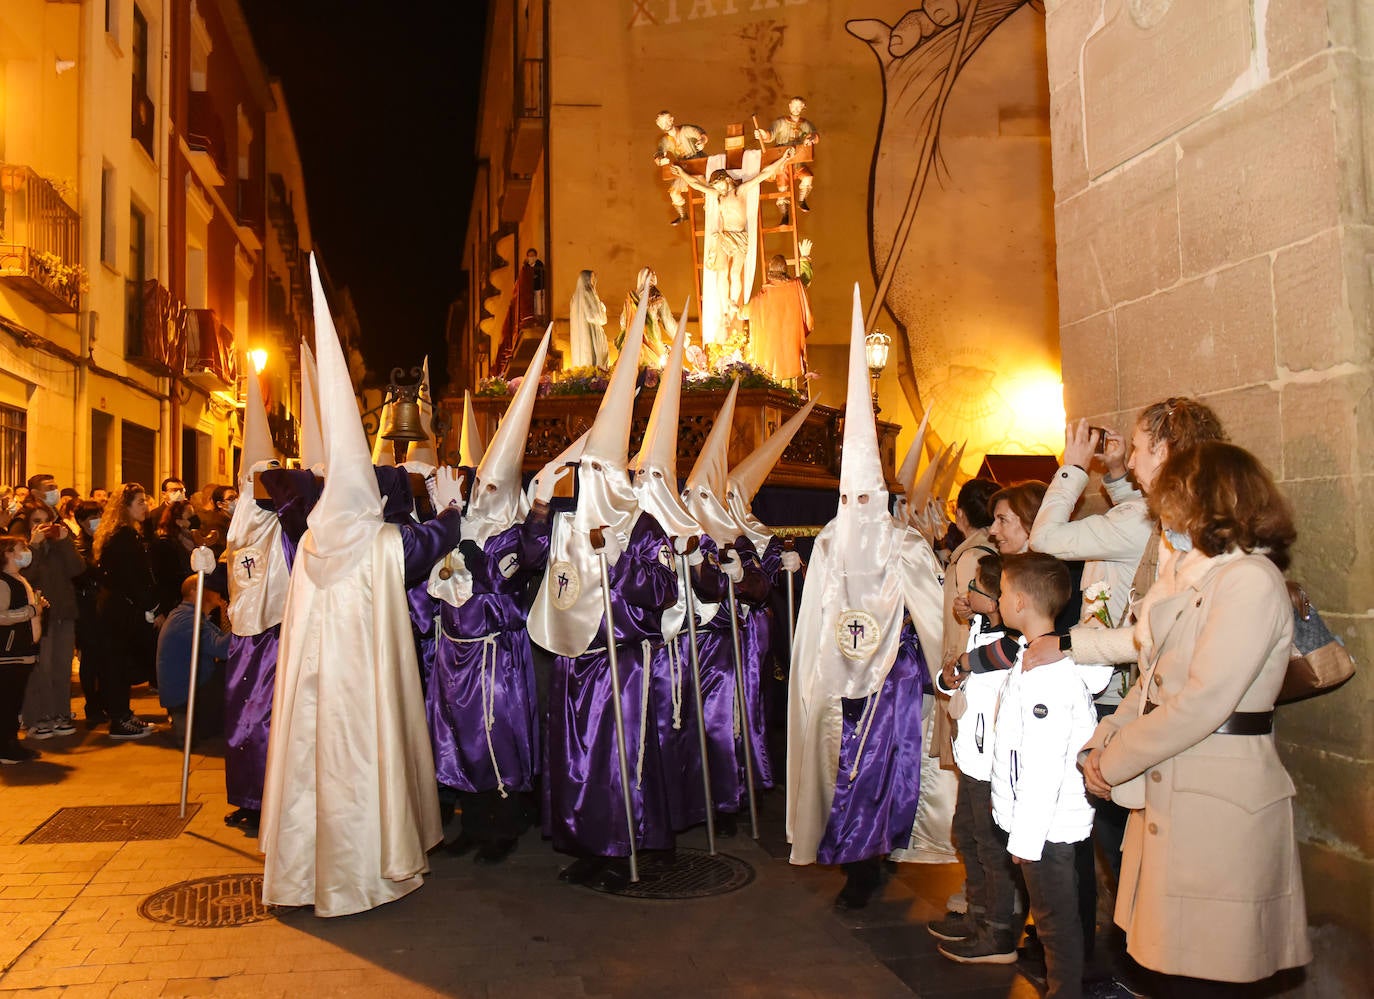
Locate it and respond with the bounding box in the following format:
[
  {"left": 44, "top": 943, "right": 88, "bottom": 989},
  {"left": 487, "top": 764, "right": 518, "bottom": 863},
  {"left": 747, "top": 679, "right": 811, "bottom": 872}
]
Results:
[{"left": 1045, "top": 0, "right": 1372, "bottom": 989}]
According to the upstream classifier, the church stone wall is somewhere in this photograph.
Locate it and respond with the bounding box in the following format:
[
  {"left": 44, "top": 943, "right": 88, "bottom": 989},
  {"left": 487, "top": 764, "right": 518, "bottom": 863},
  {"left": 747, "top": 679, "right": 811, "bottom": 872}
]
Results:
[{"left": 1045, "top": 1, "right": 1374, "bottom": 988}]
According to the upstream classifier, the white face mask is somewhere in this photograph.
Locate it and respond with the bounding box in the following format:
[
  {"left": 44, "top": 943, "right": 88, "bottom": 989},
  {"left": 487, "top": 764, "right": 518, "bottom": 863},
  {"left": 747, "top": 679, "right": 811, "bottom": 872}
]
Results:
[
  {"left": 169, "top": 490, "right": 186, "bottom": 503},
  {"left": 86, "top": 518, "right": 101, "bottom": 534},
  {"left": 42, "top": 489, "right": 60, "bottom": 507},
  {"left": 14, "top": 550, "right": 32, "bottom": 569},
  {"left": 224, "top": 500, "right": 238, "bottom": 516}
]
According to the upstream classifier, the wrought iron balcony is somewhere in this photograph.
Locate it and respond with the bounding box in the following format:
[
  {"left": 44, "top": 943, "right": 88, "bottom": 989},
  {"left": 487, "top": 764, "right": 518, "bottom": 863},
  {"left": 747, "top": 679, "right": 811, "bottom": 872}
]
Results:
[
  {"left": 184, "top": 308, "right": 237, "bottom": 388},
  {"left": 0, "top": 164, "right": 82, "bottom": 314},
  {"left": 126, "top": 279, "right": 185, "bottom": 375}
]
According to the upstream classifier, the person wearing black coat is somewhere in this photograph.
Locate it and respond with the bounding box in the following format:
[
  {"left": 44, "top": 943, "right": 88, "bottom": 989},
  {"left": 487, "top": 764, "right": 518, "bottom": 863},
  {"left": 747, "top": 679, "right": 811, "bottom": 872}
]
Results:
[{"left": 93, "top": 484, "right": 162, "bottom": 740}]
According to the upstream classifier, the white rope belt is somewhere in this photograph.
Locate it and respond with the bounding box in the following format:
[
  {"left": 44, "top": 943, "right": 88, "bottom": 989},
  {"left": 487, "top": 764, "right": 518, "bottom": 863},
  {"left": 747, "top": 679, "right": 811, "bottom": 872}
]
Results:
[
  {"left": 848, "top": 682, "right": 884, "bottom": 782},
  {"left": 666, "top": 637, "right": 683, "bottom": 730},
  {"left": 439, "top": 627, "right": 507, "bottom": 799}
]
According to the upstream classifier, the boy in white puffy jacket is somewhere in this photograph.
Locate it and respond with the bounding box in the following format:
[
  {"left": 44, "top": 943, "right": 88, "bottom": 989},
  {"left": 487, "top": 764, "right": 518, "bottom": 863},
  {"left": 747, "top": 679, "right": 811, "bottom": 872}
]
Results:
[
  {"left": 929, "top": 553, "right": 1022, "bottom": 962},
  {"left": 990, "top": 553, "right": 1098, "bottom": 999}
]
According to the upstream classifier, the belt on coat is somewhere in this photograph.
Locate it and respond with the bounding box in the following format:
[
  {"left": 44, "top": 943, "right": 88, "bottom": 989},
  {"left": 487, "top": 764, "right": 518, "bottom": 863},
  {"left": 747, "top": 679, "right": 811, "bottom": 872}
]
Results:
[{"left": 1143, "top": 699, "right": 1274, "bottom": 735}]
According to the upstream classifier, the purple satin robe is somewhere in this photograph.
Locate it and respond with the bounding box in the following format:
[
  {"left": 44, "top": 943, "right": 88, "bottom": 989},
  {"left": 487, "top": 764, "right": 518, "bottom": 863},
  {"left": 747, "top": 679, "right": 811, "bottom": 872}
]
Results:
[
  {"left": 224, "top": 627, "right": 279, "bottom": 810},
  {"left": 544, "top": 514, "right": 679, "bottom": 857},
  {"left": 400, "top": 511, "right": 461, "bottom": 681},
  {"left": 428, "top": 514, "right": 551, "bottom": 794},
  {"left": 816, "top": 621, "right": 926, "bottom": 865},
  {"left": 651, "top": 536, "right": 772, "bottom": 831}
]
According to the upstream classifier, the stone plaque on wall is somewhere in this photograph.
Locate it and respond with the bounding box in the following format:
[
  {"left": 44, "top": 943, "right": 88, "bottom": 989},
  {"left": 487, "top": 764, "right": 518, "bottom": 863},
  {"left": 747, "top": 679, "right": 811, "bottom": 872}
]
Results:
[{"left": 1083, "top": 0, "right": 1253, "bottom": 177}]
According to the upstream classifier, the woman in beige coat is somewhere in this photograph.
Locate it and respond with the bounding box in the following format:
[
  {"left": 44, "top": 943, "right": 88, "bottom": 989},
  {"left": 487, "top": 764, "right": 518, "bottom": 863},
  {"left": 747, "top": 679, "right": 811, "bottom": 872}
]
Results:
[{"left": 1082, "top": 442, "right": 1310, "bottom": 993}]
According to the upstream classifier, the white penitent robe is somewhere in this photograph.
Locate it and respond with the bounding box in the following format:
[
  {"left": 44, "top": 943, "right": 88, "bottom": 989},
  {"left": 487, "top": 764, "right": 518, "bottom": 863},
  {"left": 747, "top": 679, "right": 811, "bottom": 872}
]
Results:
[
  {"left": 260, "top": 527, "right": 442, "bottom": 916},
  {"left": 786, "top": 520, "right": 944, "bottom": 865},
  {"left": 225, "top": 498, "right": 289, "bottom": 636}
]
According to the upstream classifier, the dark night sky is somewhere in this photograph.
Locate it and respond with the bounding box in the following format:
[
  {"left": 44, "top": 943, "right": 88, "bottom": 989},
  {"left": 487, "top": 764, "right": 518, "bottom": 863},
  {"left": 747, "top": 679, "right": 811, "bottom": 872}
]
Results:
[{"left": 240, "top": 0, "right": 489, "bottom": 389}]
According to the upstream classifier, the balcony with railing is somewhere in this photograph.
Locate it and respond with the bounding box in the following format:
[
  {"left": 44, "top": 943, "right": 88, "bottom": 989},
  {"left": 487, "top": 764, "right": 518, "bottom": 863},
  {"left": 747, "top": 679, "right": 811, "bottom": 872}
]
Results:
[
  {"left": 507, "top": 57, "right": 545, "bottom": 178},
  {"left": 185, "top": 91, "right": 227, "bottom": 188},
  {"left": 0, "top": 165, "right": 82, "bottom": 314},
  {"left": 184, "top": 308, "right": 238, "bottom": 389},
  {"left": 126, "top": 278, "right": 185, "bottom": 375}
]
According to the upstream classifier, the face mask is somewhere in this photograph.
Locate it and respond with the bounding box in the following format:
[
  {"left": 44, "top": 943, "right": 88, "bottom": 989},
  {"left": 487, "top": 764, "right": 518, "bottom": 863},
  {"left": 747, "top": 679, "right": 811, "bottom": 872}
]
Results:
[
  {"left": 169, "top": 490, "right": 186, "bottom": 503},
  {"left": 224, "top": 500, "right": 238, "bottom": 516},
  {"left": 86, "top": 518, "right": 101, "bottom": 534},
  {"left": 14, "top": 550, "right": 32, "bottom": 569},
  {"left": 1164, "top": 528, "right": 1193, "bottom": 553},
  {"left": 42, "top": 489, "right": 60, "bottom": 507}
]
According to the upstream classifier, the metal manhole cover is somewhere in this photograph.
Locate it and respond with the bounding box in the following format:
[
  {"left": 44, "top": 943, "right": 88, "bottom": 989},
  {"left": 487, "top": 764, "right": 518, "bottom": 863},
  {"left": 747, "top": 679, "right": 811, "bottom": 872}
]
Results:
[
  {"left": 23, "top": 804, "right": 201, "bottom": 844},
  {"left": 587, "top": 848, "right": 754, "bottom": 900},
  {"left": 139, "top": 874, "right": 278, "bottom": 927}
]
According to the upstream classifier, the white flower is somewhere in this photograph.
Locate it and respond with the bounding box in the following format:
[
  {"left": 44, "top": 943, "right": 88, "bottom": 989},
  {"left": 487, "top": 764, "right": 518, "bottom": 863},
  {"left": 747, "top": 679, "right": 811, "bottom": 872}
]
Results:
[{"left": 1083, "top": 581, "right": 1111, "bottom": 603}]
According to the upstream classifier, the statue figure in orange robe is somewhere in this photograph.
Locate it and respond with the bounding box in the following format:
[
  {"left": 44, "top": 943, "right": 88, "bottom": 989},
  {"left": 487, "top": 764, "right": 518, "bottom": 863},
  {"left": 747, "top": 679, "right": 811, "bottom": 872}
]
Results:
[{"left": 744, "top": 238, "right": 814, "bottom": 382}]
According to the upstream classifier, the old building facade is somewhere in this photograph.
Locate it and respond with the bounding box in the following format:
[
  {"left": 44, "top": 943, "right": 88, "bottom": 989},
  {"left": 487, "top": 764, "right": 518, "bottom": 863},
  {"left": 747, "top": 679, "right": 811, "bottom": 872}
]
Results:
[{"left": 0, "top": 0, "right": 312, "bottom": 496}]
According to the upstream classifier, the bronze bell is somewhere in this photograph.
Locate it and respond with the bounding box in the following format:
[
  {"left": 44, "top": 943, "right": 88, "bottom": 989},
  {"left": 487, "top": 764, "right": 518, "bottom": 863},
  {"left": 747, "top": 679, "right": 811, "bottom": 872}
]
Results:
[{"left": 383, "top": 398, "right": 428, "bottom": 442}]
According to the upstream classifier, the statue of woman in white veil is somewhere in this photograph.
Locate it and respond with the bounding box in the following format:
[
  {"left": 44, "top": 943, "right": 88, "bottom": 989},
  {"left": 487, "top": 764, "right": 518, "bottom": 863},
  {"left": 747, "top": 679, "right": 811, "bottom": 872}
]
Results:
[{"left": 568, "top": 269, "right": 609, "bottom": 369}]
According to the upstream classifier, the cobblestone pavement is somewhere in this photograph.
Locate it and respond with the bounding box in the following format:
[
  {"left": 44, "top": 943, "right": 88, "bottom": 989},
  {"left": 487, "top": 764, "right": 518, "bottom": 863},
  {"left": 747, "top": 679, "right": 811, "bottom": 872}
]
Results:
[{"left": 0, "top": 687, "right": 1040, "bottom": 999}]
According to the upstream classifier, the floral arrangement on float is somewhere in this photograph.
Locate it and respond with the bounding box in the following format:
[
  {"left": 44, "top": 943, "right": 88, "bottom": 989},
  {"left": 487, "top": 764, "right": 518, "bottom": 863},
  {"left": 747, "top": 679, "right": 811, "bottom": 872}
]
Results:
[{"left": 477, "top": 357, "right": 803, "bottom": 401}]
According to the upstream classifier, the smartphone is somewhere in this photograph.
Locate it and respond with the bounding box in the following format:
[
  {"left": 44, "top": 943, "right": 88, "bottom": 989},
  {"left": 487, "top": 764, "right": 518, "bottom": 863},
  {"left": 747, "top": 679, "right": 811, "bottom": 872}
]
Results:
[{"left": 1089, "top": 426, "right": 1110, "bottom": 454}]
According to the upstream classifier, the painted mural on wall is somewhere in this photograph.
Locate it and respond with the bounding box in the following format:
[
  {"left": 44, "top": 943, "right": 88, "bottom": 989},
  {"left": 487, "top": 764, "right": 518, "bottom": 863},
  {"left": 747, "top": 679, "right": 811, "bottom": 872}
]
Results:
[{"left": 846, "top": 1, "right": 1058, "bottom": 465}]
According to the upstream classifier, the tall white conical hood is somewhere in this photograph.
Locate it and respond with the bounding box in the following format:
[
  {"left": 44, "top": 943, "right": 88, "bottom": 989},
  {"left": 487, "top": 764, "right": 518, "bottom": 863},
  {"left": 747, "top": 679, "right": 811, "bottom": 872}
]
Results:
[
  {"left": 840, "top": 284, "right": 886, "bottom": 501},
  {"left": 572, "top": 285, "right": 645, "bottom": 535},
  {"left": 465, "top": 325, "right": 552, "bottom": 548},
  {"left": 302, "top": 253, "right": 384, "bottom": 586},
  {"left": 934, "top": 441, "right": 966, "bottom": 513},
  {"left": 457, "top": 390, "right": 484, "bottom": 468},
  {"left": 725, "top": 393, "right": 818, "bottom": 550},
  {"left": 728, "top": 394, "right": 819, "bottom": 504},
  {"left": 405, "top": 357, "right": 439, "bottom": 467},
  {"left": 683, "top": 378, "right": 741, "bottom": 546},
  {"left": 892, "top": 408, "right": 931, "bottom": 523},
  {"left": 225, "top": 348, "right": 288, "bottom": 636},
  {"left": 370, "top": 397, "right": 397, "bottom": 467},
  {"left": 631, "top": 300, "right": 698, "bottom": 540},
  {"left": 299, "top": 341, "right": 324, "bottom": 470},
  {"left": 894, "top": 409, "right": 931, "bottom": 500},
  {"left": 241, "top": 363, "right": 277, "bottom": 475}
]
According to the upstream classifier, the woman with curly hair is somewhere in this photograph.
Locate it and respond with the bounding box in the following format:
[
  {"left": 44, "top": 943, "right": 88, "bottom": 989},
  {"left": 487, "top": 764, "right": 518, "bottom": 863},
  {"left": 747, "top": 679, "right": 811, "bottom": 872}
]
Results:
[{"left": 1082, "top": 442, "right": 1310, "bottom": 994}]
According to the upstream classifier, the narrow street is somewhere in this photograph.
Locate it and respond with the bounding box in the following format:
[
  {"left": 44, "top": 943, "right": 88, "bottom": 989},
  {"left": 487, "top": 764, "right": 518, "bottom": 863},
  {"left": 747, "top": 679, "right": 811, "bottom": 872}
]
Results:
[{"left": 0, "top": 687, "right": 1037, "bottom": 999}]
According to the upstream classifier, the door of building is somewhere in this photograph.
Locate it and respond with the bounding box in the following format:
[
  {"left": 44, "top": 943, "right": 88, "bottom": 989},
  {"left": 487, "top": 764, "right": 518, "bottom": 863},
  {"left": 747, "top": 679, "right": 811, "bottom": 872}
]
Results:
[{"left": 120, "top": 421, "right": 156, "bottom": 492}]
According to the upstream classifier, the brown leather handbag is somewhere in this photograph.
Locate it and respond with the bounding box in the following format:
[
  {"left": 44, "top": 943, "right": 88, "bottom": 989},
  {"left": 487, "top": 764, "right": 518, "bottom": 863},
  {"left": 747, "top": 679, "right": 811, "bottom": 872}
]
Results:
[{"left": 1279, "top": 582, "right": 1356, "bottom": 704}]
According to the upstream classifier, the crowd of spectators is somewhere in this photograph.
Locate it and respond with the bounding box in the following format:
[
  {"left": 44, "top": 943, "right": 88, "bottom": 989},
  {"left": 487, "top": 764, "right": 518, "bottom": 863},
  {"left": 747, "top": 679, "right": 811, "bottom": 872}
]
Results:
[
  {"left": 930, "top": 398, "right": 1308, "bottom": 997},
  {"left": 1, "top": 473, "right": 234, "bottom": 760}
]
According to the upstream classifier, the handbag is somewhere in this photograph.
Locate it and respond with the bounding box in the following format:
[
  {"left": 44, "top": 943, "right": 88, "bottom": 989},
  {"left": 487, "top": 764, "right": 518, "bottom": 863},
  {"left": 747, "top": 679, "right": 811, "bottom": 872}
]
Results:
[{"left": 1279, "top": 582, "right": 1356, "bottom": 704}]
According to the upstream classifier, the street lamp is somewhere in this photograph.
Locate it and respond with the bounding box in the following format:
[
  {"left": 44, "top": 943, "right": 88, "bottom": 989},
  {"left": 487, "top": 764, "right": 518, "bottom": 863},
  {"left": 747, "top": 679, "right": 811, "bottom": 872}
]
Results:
[
  {"left": 249, "top": 348, "right": 269, "bottom": 374},
  {"left": 864, "top": 329, "right": 891, "bottom": 416}
]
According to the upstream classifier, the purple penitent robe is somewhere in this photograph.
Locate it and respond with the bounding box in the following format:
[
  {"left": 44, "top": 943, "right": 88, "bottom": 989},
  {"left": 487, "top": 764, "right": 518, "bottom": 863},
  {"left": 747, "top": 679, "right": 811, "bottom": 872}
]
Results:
[
  {"left": 816, "top": 619, "right": 925, "bottom": 865},
  {"left": 224, "top": 470, "right": 319, "bottom": 812},
  {"left": 544, "top": 513, "right": 679, "bottom": 858},
  {"left": 427, "top": 510, "right": 552, "bottom": 794},
  {"left": 650, "top": 535, "right": 772, "bottom": 831}
]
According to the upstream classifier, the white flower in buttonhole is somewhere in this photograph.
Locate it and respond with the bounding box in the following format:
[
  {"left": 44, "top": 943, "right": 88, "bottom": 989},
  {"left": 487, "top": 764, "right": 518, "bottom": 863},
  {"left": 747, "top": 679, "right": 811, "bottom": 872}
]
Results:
[{"left": 1083, "top": 581, "right": 1115, "bottom": 628}]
